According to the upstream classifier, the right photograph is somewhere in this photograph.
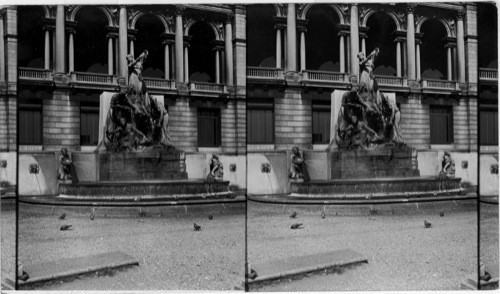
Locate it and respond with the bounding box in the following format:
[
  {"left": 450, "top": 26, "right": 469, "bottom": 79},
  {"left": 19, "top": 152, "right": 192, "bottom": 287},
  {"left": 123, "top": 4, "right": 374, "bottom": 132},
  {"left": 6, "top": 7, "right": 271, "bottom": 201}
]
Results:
[{"left": 245, "top": 2, "right": 496, "bottom": 291}]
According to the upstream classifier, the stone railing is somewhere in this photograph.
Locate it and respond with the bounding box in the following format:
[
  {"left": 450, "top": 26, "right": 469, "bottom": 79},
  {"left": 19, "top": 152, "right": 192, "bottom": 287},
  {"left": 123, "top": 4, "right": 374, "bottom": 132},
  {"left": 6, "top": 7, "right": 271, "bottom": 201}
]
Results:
[
  {"left": 375, "top": 75, "right": 406, "bottom": 87},
  {"left": 246, "top": 67, "right": 284, "bottom": 79},
  {"left": 18, "top": 67, "right": 52, "bottom": 80},
  {"left": 190, "top": 82, "right": 226, "bottom": 93},
  {"left": 302, "top": 70, "right": 347, "bottom": 82},
  {"left": 479, "top": 68, "right": 498, "bottom": 81},
  {"left": 72, "top": 72, "right": 114, "bottom": 84},
  {"left": 143, "top": 78, "right": 176, "bottom": 90},
  {"left": 422, "top": 79, "right": 458, "bottom": 90}
]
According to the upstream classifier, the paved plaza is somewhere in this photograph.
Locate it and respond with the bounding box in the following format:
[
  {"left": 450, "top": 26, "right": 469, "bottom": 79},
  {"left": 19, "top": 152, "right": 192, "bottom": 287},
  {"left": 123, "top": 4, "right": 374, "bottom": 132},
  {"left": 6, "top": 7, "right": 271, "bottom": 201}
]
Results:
[
  {"left": 247, "top": 200, "right": 478, "bottom": 291},
  {"left": 17, "top": 202, "right": 245, "bottom": 290}
]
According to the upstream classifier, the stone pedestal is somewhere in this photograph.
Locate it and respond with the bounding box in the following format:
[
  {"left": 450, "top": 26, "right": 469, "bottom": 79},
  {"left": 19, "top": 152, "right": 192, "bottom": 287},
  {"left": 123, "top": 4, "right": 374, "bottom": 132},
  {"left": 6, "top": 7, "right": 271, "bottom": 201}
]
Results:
[
  {"left": 329, "top": 146, "right": 420, "bottom": 179},
  {"left": 96, "top": 147, "right": 188, "bottom": 181}
]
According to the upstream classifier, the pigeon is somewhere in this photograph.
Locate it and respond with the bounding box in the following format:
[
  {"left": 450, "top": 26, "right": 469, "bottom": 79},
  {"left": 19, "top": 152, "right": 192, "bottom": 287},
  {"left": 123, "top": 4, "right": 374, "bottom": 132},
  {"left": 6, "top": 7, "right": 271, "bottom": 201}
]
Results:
[
  {"left": 208, "top": 214, "right": 213, "bottom": 220},
  {"left": 194, "top": 222, "right": 202, "bottom": 231},
  {"left": 480, "top": 272, "right": 492, "bottom": 282},
  {"left": 90, "top": 212, "right": 95, "bottom": 220},
  {"left": 439, "top": 211, "right": 444, "bottom": 217},
  {"left": 290, "top": 211, "right": 297, "bottom": 219},
  {"left": 291, "top": 223, "right": 303, "bottom": 229},
  {"left": 321, "top": 212, "right": 326, "bottom": 219},
  {"left": 246, "top": 269, "right": 258, "bottom": 280},
  {"left": 18, "top": 271, "right": 29, "bottom": 281},
  {"left": 424, "top": 220, "right": 432, "bottom": 228},
  {"left": 58, "top": 213, "right": 66, "bottom": 220},
  {"left": 60, "top": 225, "right": 72, "bottom": 231}
]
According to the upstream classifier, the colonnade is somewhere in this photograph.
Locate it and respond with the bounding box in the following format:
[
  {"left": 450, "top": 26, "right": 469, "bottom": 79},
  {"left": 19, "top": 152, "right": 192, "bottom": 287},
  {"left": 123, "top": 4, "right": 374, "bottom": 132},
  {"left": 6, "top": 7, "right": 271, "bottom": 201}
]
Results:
[{"left": 275, "top": 4, "right": 466, "bottom": 82}]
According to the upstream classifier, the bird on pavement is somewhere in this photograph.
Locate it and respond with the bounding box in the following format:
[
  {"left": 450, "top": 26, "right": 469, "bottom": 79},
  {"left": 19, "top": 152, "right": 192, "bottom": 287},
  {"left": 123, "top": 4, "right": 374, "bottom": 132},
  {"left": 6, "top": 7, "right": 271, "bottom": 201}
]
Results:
[
  {"left": 90, "top": 212, "right": 95, "bottom": 220},
  {"left": 58, "top": 213, "right": 66, "bottom": 220},
  {"left": 290, "top": 211, "right": 297, "bottom": 219},
  {"left": 246, "top": 269, "right": 258, "bottom": 280},
  {"left": 18, "top": 271, "right": 29, "bottom": 281},
  {"left": 321, "top": 212, "right": 326, "bottom": 219},
  {"left": 60, "top": 225, "right": 73, "bottom": 231},
  {"left": 194, "top": 222, "right": 202, "bottom": 231},
  {"left": 439, "top": 211, "right": 444, "bottom": 217},
  {"left": 424, "top": 220, "right": 432, "bottom": 228},
  {"left": 208, "top": 214, "right": 213, "bottom": 220},
  {"left": 291, "top": 223, "right": 303, "bottom": 229}
]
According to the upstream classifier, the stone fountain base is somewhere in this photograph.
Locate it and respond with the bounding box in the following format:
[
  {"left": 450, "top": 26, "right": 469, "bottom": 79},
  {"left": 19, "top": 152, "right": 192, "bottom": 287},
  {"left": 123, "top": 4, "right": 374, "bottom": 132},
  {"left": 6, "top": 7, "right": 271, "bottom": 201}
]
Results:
[
  {"left": 96, "top": 146, "right": 188, "bottom": 181},
  {"left": 329, "top": 146, "right": 420, "bottom": 179}
]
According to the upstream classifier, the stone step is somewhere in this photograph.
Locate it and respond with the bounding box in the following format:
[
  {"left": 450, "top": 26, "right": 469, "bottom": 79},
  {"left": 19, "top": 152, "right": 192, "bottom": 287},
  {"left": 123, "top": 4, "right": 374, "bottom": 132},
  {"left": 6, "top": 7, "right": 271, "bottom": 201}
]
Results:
[
  {"left": 247, "top": 249, "right": 367, "bottom": 285},
  {"left": 290, "top": 177, "right": 462, "bottom": 195},
  {"left": 12, "top": 251, "right": 138, "bottom": 288},
  {"left": 59, "top": 180, "right": 230, "bottom": 197}
]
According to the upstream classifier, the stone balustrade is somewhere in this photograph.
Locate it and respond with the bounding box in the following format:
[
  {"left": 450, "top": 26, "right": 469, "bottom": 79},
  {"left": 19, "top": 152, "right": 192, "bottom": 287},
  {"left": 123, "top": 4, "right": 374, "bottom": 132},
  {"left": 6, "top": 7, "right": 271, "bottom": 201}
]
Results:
[
  {"left": 18, "top": 67, "right": 52, "bottom": 80},
  {"left": 246, "top": 67, "right": 284, "bottom": 80},
  {"left": 479, "top": 68, "right": 498, "bottom": 81}
]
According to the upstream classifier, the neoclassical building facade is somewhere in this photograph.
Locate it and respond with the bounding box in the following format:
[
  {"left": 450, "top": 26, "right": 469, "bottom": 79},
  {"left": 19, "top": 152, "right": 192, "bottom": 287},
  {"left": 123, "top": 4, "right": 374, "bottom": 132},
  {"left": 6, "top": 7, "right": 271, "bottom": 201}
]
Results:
[
  {"left": 10, "top": 4, "right": 246, "bottom": 155},
  {"left": 246, "top": 3, "right": 479, "bottom": 152}
]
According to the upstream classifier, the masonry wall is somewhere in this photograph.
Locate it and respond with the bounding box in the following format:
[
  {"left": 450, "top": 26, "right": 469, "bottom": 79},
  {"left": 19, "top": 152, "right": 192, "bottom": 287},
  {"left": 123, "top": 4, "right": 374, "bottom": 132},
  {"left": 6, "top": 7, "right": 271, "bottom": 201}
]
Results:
[
  {"left": 43, "top": 90, "right": 80, "bottom": 151},
  {"left": 221, "top": 100, "right": 237, "bottom": 154},
  {"left": 0, "top": 96, "right": 16, "bottom": 151},
  {"left": 399, "top": 94, "right": 430, "bottom": 150},
  {"left": 235, "top": 99, "right": 246, "bottom": 155},
  {"left": 274, "top": 88, "right": 312, "bottom": 151},
  {"left": 169, "top": 97, "right": 198, "bottom": 153}
]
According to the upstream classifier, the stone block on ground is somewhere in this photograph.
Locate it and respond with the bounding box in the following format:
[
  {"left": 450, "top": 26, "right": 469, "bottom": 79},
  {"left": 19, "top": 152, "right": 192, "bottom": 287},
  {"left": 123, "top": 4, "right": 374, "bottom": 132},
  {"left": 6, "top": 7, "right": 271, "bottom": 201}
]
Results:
[
  {"left": 248, "top": 249, "right": 367, "bottom": 284},
  {"left": 15, "top": 251, "right": 138, "bottom": 287}
]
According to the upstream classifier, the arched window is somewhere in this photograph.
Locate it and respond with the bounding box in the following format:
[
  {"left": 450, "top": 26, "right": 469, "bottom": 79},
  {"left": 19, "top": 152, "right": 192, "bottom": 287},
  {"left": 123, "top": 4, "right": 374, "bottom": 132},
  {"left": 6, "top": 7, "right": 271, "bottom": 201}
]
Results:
[
  {"left": 74, "top": 6, "right": 108, "bottom": 73},
  {"left": 18, "top": 6, "right": 45, "bottom": 68},
  {"left": 366, "top": 12, "right": 397, "bottom": 76},
  {"left": 247, "top": 5, "right": 276, "bottom": 67},
  {"left": 188, "top": 21, "right": 216, "bottom": 82},
  {"left": 135, "top": 13, "right": 165, "bottom": 78},
  {"left": 305, "top": 5, "right": 341, "bottom": 71},
  {"left": 420, "top": 19, "right": 447, "bottom": 80}
]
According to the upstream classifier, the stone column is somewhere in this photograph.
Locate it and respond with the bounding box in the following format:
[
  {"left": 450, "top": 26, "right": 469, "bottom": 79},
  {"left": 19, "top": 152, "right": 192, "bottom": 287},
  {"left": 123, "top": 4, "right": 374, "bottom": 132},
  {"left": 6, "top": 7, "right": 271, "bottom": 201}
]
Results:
[
  {"left": 406, "top": 4, "right": 416, "bottom": 80},
  {"left": 456, "top": 10, "right": 466, "bottom": 83},
  {"left": 107, "top": 34, "right": 114, "bottom": 75},
  {"left": 452, "top": 46, "right": 457, "bottom": 80},
  {"left": 175, "top": 6, "right": 184, "bottom": 83},
  {"left": 346, "top": 35, "right": 350, "bottom": 73},
  {"left": 129, "top": 39, "right": 134, "bottom": 56},
  {"left": 339, "top": 33, "right": 345, "bottom": 73},
  {"left": 349, "top": 4, "right": 359, "bottom": 79},
  {"left": 361, "top": 36, "right": 366, "bottom": 55},
  {"left": 299, "top": 28, "right": 306, "bottom": 71},
  {"left": 225, "top": 15, "right": 234, "bottom": 86},
  {"left": 44, "top": 27, "right": 51, "bottom": 70},
  {"left": 0, "top": 12, "right": 4, "bottom": 81},
  {"left": 415, "top": 40, "right": 421, "bottom": 80},
  {"left": 55, "top": 5, "right": 66, "bottom": 73},
  {"left": 164, "top": 42, "right": 170, "bottom": 80},
  {"left": 446, "top": 44, "right": 452, "bottom": 81},
  {"left": 402, "top": 41, "right": 407, "bottom": 77},
  {"left": 286, "top": 4, "right": 297, "bottom": 72},
  {"left": 275, "top": 26, "right": 282, "bottom": 68},
  {"left": 68, "top": 29, "right": 75, "bottom": 72},
  {"left": 184, "top": 44, "right": 189, "bottom": 83},
  {"left": 118, "top": 5, "right": 128, "bottom": 81},
  {"left": 215, "top": 48, "right": 220, "bottom": 84},
  {"left": 396, "top": 39, "right": 401, "bottom": 77}
]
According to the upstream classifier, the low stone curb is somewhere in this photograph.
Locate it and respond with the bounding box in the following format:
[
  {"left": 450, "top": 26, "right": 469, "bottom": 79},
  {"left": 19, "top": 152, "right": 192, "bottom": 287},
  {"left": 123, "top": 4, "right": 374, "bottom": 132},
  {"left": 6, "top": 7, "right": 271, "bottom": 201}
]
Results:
[
  {"left": 239, "top": 249, "right": 367, "bottom": 289},
  {"left": 11, "top": 251, "right": 138, "bottom": 288}
]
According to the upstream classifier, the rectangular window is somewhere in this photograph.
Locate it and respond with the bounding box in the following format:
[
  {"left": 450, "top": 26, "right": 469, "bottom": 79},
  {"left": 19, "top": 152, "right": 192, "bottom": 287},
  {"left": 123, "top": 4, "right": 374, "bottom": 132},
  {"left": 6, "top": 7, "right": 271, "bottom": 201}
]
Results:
[
  {"left": 18, "top": 100, "right": 42, "bottom": 145},
  {"left": 312, "top": 101, "right": 331, "bottom": 144},
  {"left": 480, "top": 108, "right": 498, "bottom": 145},
  {"left": 198, "top": 108, "right": 221, "bottom": 147},
  {"left": 430, "top": 105, "right": 454, "bottom": 144},
  {"left": 247, "top": 101, "right": 274, "bottom": 144},
  {"left": 80, "top": 102, "right": 100, "bottom": 146}
]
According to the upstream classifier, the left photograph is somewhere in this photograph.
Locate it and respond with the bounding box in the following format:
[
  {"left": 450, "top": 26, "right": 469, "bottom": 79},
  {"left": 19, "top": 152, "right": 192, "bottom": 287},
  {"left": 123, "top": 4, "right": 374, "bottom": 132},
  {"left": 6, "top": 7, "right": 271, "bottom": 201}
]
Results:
[{"left": 12, "top": 4, "right": 246, "bottom": 290}]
